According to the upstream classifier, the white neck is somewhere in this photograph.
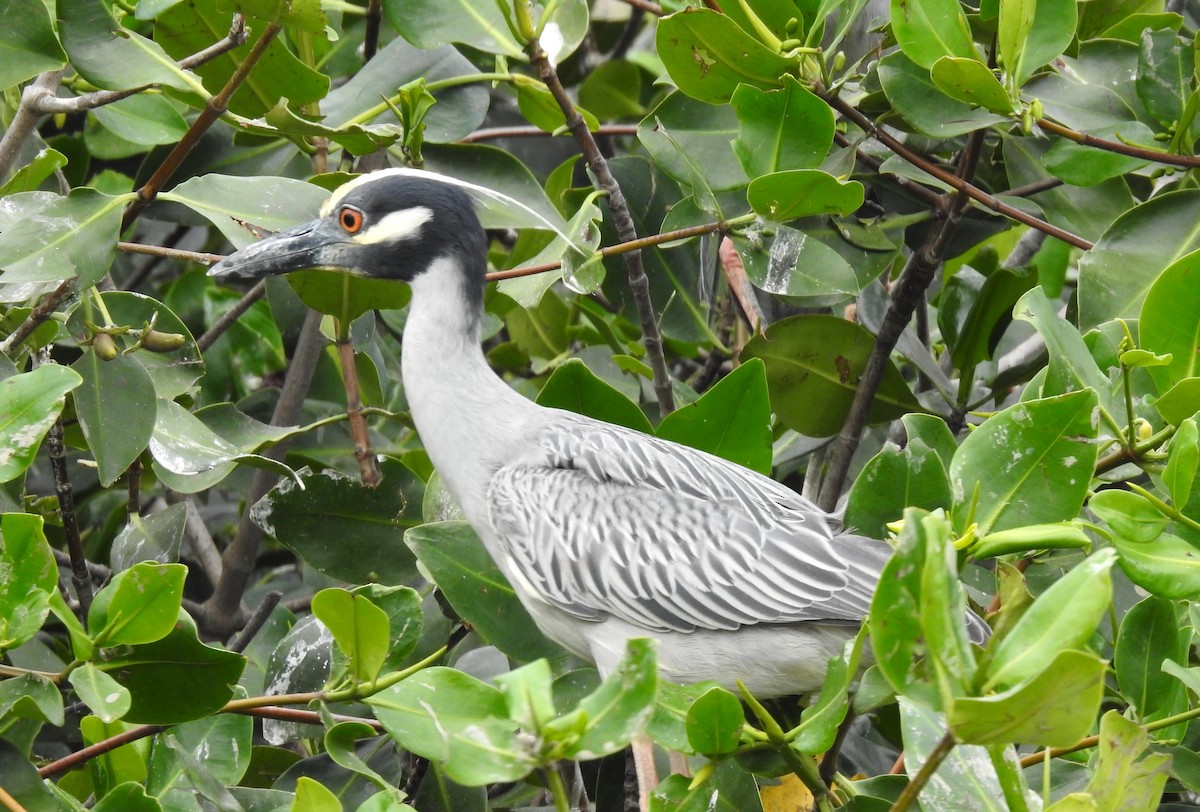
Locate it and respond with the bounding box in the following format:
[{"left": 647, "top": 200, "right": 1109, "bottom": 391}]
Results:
[{"left": 400, "top": 258, "right": 539, "bottom": 524}]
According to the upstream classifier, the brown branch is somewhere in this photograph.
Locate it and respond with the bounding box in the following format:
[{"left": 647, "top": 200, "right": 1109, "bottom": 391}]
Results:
[
  {"left": 0, "top": 69, "right": 65, "bottom": 181},
  {"left": 1003, "top": 177, "right": 1065, "bottom": 198},
  {"left": 198, "top": 310, "right": 324, "bottom": 639},
  {"left": 819, "top": 129, "right": 987, "bottom": 510},
  {"left": 0, "top": 280, "right": 74, "bottom": 355},
  {"left": 890, "top": 731, "right": 957, "bottom": 812},
  {"left": 825, "top": 94, "right": 1093, "bottom": 251},
  {"left": 196, "top": 280, "right": 265, "bottom": 353},
  {"left": 335, "top": 336, "right": 381, "bottom": 487},
  {"left": 46, "top": 414, "right": 93, "bottom": 619},
  {"left": 833, "top": 131, "right": 944, "bottom": 209},
  {"left": 118, "top": 240, "right": 224, "bottom": 267},
  {"left": 229, "top": 591, "right": 282, "bottom": 652},
  {"left": 519, "top": 3, "right": 675, "bottom": 416},
  {"left": 122, "top": 24, "right": 281, "bottom": 231},
  {"left": 1038, "top": 117, "right": 1200, "bottom": 168}
]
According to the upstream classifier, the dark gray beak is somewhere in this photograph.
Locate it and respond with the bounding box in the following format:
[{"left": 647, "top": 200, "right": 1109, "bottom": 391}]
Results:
[{"left": 208, "top": 219, "right": 336, "bottom": 281}]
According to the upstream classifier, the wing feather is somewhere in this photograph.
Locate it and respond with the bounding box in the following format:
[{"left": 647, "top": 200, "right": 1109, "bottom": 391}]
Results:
[{"left": 487, "top": 418, "right": 891, "bottom": 635}]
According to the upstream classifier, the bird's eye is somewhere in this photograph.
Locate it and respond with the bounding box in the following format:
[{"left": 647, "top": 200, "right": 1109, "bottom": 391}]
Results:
[{"left": 339, "top": 206, "right": 364, "bottom": 234}]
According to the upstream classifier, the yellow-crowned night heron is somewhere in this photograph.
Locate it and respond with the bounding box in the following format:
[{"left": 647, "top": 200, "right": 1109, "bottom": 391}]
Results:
[{"left": 210, "top": 169, "right": 987, "bottom": 696}]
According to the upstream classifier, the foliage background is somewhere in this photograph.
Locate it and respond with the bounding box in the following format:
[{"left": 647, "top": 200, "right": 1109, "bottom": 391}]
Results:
[{"left": 2, "top": 0, "right": 1200, "bottom": 810}]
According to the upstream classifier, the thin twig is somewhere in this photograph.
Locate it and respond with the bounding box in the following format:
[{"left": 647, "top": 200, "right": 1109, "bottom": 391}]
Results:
[
  {"left": 118, "top": 240, "right": 223, "bottom": 266},
  {"left": 825, "top": 94, "right": 1093, "bottom": 251},
  {"left": 196, "top": 280, "right": 266, "bottom": 353},
  {"left": 1003, "top": 177, "right": 1065, "bottom": 198},
  {"left": 229, "top": 591, "right": 283, "bottom": 652},
  {"left": 833, "top": 131, "right": 944, "bottom": 209},
  {"left": 1038, "top": 117, "right": 1200, "bottom": 168},
  {"left": 890, "top": 731, "right": 957, "bottom": 812},
  {"left": 517, "top": 1, "right": 674, "bottom": 416},
  {"left": 122, "top": 24, "right": 282, "bottom": 231},
  {"left": 0, "top": 69, "right": 65, "bottom": 181},
  {"left": 46, "top": 415, "right": 93, "bottom": 619},
  {"left": 0, "top": 780, "right": 31, "bottom": 812},
  {"left": 819, "top": 130, "right": 987, "bottom": 510},
  {"left": 335, "top": 336, "right": 382, "bottom": 487},
  {"left": 0, "top": 280, "right": 74, "bottom": 355}
]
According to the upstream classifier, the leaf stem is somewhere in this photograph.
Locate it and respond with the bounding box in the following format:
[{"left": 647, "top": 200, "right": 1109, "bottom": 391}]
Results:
[
  {"left": 543, "top": 765, "right": 571, "bottom": 812},
  {"left": 1127, "top": 482, "right": 1200, "bottom": 533},
  {"left": 987, "top": 744, "right": 1029, "bottom": 812}
]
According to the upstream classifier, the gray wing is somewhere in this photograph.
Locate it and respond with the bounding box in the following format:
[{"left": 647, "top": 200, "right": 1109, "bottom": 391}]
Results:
[{"left": 487, "top": 418, "right": 890, "bottom": 634}]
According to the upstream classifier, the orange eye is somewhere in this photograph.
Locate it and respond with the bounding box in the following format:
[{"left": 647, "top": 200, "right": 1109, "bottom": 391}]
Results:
[{"left": 339, "top": 206, "right": 364, "bottom": 234}]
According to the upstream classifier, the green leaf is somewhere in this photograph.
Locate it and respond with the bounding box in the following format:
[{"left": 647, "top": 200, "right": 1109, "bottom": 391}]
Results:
[
  {"left": 970, "top": 522, "right": 1092, "bottom": 558},
  {"left": 536, "top": 358, "right": 653, "bottom": 434},
  {"left": 252, "top": 468, "right": 420, "bottom": 584},
  {"left": 743, "top": 315, "right": 923, "bottom": 437},
  {"left": 350, "top": 585, "right": 424, "bottom": 674},
  {"left": 1010, "top": 0, "right": 1077, "bottom": 85},
  {"left": 731, "top": 76, "right": 834, "bottom": 176},
  {"left": 1113, "top": 531, "right": 1200, "bottom": 599},
  {"left": 312, "top": 589, "right": 390, "bottom": 684},
  {"left": 91, "top": 94, "right": 188, "bottom": 148},
  {"left": 578, "top": 60, "right": 647, "bottom": 120},
  {"left": 288, "top": 270, "right": 411, "bottom": 323},
  {"left": 111, "top": 503, "right": 188, "bottom": 572},
  {"left": 155, "top": 0, "right": 328, "bottom": 117},
  {"left": 69, "top": 663, "right": 132, "bottom": 724},
  {"left": 293, "top": 777, "right": 341, "bottom": 812},
  {"left": 1137, "top": 28, "right": 1194, "bottom": 128},
  {"left": 160, "top": 174, "right": 330, "bottom": 250},
  {"left": 655, "top": 359, "right": 772, "bottom": 474},
  {"left": 147, "top": 705, "right": 253, "bottom": 789},
  {"left": 900, "top": 698, "right": 1010, "bottom": 809},
  {"left": 930, "top": 56, "right": 1016, "bottom": 114},
  {"left": 1078, "top": 189, "right": 1200, "bottom": 329},
  {"left": 636, "top": 92, "right": 746, "bottom": 196},
  {"left": 0, "top": 365, "right": 81, "bottom": 484},
  {"left": 217, "top": 0, "right": 326, "bottom": 33},
  {"left": 1083, "top": 712, "right": 1171, "bottom": 812},
  {"left": 404, "top": 522, "right": 566, "bottom": 662},
  {"left": 845, "top": 441, "right": 952, "bottom": 539},
  {"left": 98, "top": 615, "right": 244, "bottom": 724},
  {"left": 0, "top": 513, "right": 56, "bottom": 649},
  {"left": 651, "top": 760, "right": 762, "bottom": 811},
  {"left": 89, "top": 562, "right": 187, "bottom": 647},
  {"left": 1165, "top": 418, "right": 1199, "bottom": 507},
  {"left": 0, "top": 0, "right": 66, "bottom": 87},
  {"left": 984, "top": 548, "right": 1115, "bottom": 691},
  {"left": 878, "top": 51, "right": 1008, "bottom": 136},
  {"left": 902, "top": 414, "right": 959, "bottom": 471},
  {"left": 1140, "top": 248, "right": 1200, "bottom": 394},
  {"left": 384, "top": 0, "right": 588, "bottom": 61},
  {"left": 792, "top": 624, "right": 869, "bottom": 754},
  {"left": 0, "top": 148, "right": 68, "bottom": 197},
  {"left": 0, "top": 672, "right": 64, "bottom": 726},
  {"left": 71, "top": 350, "right": 157, "bottom": 487},
  {"left": 889, "top": 0, "right": 977, "bottom": 69},
  {"left": 368, "top": 667, "right": 535, "bottom": 785},
  {"left": 1115, "top": 596, "right": 1187, "bottom": 718},
  {"left": 563, "top": 638, "right": 657, "bottom": 759},
  {"left": 869, "top": 509, "right": 927, "bottom": 694},
  {"left": 495, "top": 660, "right": 556, "bottom": 730},
  {"left": 0, "top": 188, "right": 128, "bottom": 287},
  {"left": 949, "top": 389, "right": 1098, "bottom": 535},
  {"left": 685, "top": 686, "right": 743, "bottom": 756},
  {"left": 747, "top": 170, "right": 865, "bottom": 220},
  {"left": 58, "top": 0, "right": 197, "bottom": 92},
  {"left": 1013, "top": 287, "right": 1109, "bottom": 400},
  {"left": 323, "top": 722, "right": 396, "bottom": 793},
  {"left": 656, "top": 8, "right": 796, "bottom": 104},
  {"left": 1090, "top": 490, "right": 1168, "bottom": 543},
  {"left": 949, "top": 649, "right": 1106, "bottom": 746},
  {"left": 730, "top": 225, "right": 861, "bottom": 299},
  {"left": 92, "top": 781, "right": 162, "bottom": 812}
]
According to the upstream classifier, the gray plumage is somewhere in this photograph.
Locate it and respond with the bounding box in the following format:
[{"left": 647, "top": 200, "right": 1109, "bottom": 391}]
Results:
[{"left": 210, "top": 168, "right": 986, "bottom": 697}]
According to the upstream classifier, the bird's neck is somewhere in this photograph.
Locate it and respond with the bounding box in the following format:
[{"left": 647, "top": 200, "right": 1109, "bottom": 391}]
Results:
[{"left": 400, "top": 257, "right": 538, "bottom": 521}]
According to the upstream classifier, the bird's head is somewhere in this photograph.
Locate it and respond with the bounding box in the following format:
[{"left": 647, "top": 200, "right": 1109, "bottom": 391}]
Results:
[{"left": 208, "top": 169, "right": 488, "bottom": 299}]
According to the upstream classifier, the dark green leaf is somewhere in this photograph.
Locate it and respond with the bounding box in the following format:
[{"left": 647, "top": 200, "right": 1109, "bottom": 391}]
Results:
[
  {"left": 537, "top": 358, "right": 653, "bottom": 434},
  {"left": 59, "top": 0, "right": 197, "bottom": 92},
  {"left": 890, "top": 0, "right": 977, "bottom": 68},
  {"left": 92, "top": 781, "right": 163, "bottom": 812},
  {"left": 845, "top": 441, "right": 952, "bottom": 538},
  {"left": 650, "top": 760, "right": 762, "bottom": 811},
  {"left": 655, "top": 8, "right": 795, "bottom": 104},
  {"left": 1078, "top": 189, "right": 1200, "bottom": 329},
  {"left": 217, "top": 0, "right": 326, "bottom": 33},
  {"left": 350, "top": 585, "right": 423, "bottom": 673},
  {"left": 564, "top": 638, "right": 657, "bottom": 760},
  {"left": 1008, "top": 0, "right": 1077, "bottom": 85},
  {"left": 111, "top": 503, "right": 188, "bottom": 572},
  {"left": 743, "top": 315, "right": 923, "bottom": 437},
  {"left": 0, "top": 188, "right": 127, "bottom": 287},
  {"left": 252, "top": 467, "right": 420, "bottom": 584},
  {"left": 0, "top": 0, "right": 66, "bottom": 87},
  {"left": 899, "top": 698, "right": 1008, "bottom": 808},
  {"left": 1137, "top": 28, "right": 1194, "bottom": 128},
  {"left": 637, "top": 92, "right": 746, "bottom": 195},
  {"left": 404, "top": 522, "right": 566, "bottom": 662},
  {"left": 91, "top": 94, "right": 188, "bottom": 147},
  {"left": 288, "top": 270, "right": 411, "bottom": 323},
  {"left": 731, "top": 77, "right": 834, "bottom": 176},
  {"left": 730, "top": 225, "right": 861, "bottom": 299},
  {"left": 160, "top": 175, "right": 330, "bottom": 250},
  {"left": 902, "top": 413, "right": 959, "bottom": 471},
  {"left": 578, "top": 60, "right": 647, "bottom": 121},
  {"left": 384, "top": 0, "right": 588, "bottom": 62},
  {"left": 869, "top": 509, "right": 927, "bottom": 694},
  {"left": 71, "top": 350, "right": 157, "bottom": 487},
  {"left": 945, "top": 265, "right": 1037, "bottom": 371},
  {"left": 98, "top": 616, "right": 245, "bottom": 724},
  {"left": 0, "top": 673, "right": 63, "bottom": 726},
  {"left": 656, "top": 359, "right": 772, "bottom": 474},
  {"left": 148, "top": 705, "right": 253, "bottom": 790},
  {"left": 949, "top": 389, "right": 1098, "bottom": 535},
  {"left": 1115, "top": 596, "right": 1187, "bottom": 718},
  {"left": 1164, "top": 418, "right": 1199, "bottom": 507}
]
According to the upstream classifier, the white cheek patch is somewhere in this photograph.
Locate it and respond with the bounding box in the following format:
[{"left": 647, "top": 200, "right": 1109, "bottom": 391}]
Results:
[{"left": 352, "top": 206, "right": 435, "bottom": 245}]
